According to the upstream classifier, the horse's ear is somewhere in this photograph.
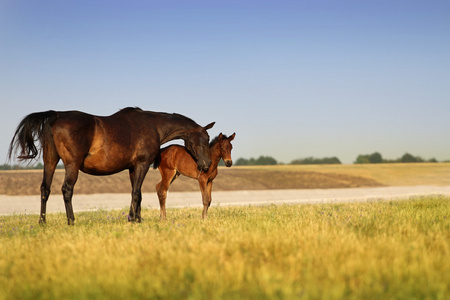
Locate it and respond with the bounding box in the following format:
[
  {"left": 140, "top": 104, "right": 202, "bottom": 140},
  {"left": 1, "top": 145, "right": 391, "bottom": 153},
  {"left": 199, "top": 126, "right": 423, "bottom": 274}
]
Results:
[
  {"left": 229, "top": 133, "right": 236, "bottom": 141},
  {"left": 218, "top": 133, "right": 223, "bottom": 141},
  {"left": 204, "top": 122, "right": 215, "bottom": 130}
]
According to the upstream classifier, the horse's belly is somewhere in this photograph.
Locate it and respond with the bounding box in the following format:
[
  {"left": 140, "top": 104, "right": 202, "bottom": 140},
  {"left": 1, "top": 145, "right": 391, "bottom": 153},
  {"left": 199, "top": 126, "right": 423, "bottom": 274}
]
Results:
[{"left": 81, "top": 151, "right": 130, "bottom": 175}]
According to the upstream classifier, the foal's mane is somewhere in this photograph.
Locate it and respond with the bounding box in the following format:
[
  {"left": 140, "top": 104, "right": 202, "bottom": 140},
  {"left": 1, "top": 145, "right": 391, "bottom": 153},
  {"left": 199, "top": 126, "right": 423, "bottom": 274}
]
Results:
[{"left": 209, "top": 134, "right": 229, "bottom": 147}]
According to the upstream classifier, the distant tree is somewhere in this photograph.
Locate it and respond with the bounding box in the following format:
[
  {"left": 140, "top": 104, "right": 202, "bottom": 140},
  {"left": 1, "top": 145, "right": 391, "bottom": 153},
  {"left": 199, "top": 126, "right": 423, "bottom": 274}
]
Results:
[
  {"left": 0, "top": 164, "right": 12, "bottom": 170},
  {"left": 234, "top": 156, "right": 278, "bottom": 166},
  {"left": 255, "top": 156, "right": 277, "bottom": 165},
  {"left": 354, "top": 155, "right": 370, "bottom": 164},
  {"left": 33, "top": 163, "right": 44, "bottom": 169},
  {"left": 355, "top": 152, "right": 382, "bottom": 164},
  {"left": 235, "top": 158, "right": 250, "bottom": 166},
  {"left": 401, "top": 153, "right": 419, "bottom": 163},
  {"left": 290, "top": 157, "right": 341, "bottom": 165},
  {"left": 381, "top": 159, "right": 399, "bottom": 164},
  {"left": 0, "top": 162, "right": 48, "bottom": 170},
  {"left": 369, "top": 152, "right": 383, "bottom": 164}
]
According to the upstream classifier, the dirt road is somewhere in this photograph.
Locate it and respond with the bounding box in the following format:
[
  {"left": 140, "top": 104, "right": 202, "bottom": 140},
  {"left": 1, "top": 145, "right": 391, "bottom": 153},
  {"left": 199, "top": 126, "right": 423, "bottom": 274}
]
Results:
[{"left": 1, "top": 186, "right": 450, "bottom": 215}]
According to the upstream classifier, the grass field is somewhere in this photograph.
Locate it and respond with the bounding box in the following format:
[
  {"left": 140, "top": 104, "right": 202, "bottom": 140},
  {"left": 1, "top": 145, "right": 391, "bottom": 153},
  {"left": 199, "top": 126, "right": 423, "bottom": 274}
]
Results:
[{"left": 1, "top": 196, "right": 449, "bottom": 299}]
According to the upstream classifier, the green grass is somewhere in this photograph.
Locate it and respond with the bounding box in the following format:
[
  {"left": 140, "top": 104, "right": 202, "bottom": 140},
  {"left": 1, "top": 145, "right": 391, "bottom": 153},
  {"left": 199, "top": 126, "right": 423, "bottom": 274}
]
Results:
[{"left": 0, "top": 197, "right": 449, "bottom": 299}]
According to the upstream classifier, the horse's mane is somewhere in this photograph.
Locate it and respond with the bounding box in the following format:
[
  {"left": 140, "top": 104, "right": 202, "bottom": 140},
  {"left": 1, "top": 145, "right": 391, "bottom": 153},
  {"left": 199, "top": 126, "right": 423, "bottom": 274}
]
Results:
[
  {"left": 209, "top": 134, "right": 229, "bottom": 147},
  {"left": 120, "top": 107, "right": 143, "bottom": 112},
  {"left": 171, "top": 113, "right": 197, "bottom": 125},
  {"left": 119, "top": 109, "right": 198, "bottom": 127}
]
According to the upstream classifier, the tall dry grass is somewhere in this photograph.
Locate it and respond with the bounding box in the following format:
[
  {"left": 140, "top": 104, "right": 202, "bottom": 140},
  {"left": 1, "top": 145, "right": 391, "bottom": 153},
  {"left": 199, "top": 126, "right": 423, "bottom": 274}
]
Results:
[{"left": 0, "top": 196, "right": 449, "bottom": 299}]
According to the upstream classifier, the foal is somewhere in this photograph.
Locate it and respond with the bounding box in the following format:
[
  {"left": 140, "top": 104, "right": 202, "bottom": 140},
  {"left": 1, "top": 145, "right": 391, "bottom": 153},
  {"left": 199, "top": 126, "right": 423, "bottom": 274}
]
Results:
[{"left": 155, "top": 133, "right": 235, "bottom": 219}]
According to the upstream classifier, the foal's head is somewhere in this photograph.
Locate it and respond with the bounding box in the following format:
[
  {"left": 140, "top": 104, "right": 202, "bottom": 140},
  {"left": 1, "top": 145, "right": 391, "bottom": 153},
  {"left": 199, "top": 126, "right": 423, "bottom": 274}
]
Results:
[{"left": 217, "top": 132, "right": 235, "bottom": 167}]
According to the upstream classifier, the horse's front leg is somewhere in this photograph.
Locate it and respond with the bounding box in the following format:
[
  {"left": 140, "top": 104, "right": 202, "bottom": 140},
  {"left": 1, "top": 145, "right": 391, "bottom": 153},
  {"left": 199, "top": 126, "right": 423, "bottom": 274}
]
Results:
[{"left": 128, "top": 164, "right": 150, "bottom": 223}]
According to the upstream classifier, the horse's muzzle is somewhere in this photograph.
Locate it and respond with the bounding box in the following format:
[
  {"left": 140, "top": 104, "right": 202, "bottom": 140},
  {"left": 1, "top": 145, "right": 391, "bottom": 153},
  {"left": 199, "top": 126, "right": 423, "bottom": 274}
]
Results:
[
  {"left": 198, "top": 160, "right": 212, "bottom": 172},
  {"left": 225, "top": 160, "right": 233, "bottom": 167}
]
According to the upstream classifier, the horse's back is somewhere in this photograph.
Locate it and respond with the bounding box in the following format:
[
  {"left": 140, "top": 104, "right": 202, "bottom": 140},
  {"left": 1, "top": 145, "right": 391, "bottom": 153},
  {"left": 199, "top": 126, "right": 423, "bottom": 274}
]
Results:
[
  {"left": 50, "top": 109, "right": 158, "bottom": 174},
  {"left": 51, "top": 111, "right": 96, "bottom": 151}
]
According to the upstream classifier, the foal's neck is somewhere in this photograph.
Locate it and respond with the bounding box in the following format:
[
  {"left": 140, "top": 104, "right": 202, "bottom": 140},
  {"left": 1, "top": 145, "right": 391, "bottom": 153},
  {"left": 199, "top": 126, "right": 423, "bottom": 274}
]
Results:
[{"left": 209, "top": 142, "right": 222, "bottom": 168}]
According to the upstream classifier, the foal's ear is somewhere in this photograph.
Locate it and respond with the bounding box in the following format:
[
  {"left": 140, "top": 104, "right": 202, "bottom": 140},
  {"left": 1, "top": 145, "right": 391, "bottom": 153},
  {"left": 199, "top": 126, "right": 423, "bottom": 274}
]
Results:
[
  {"left": 229, "top": 132, "right": 236, "bottom": 141},
  {"left": 204, "top": 122, "right": 215, "bottom": 130}
]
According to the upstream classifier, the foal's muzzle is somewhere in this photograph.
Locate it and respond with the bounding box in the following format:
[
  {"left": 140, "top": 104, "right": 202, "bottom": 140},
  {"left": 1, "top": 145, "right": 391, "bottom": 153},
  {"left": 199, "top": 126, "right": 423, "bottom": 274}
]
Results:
[{"left": 225, "top": 160, "right": 233, "bottom": 167}]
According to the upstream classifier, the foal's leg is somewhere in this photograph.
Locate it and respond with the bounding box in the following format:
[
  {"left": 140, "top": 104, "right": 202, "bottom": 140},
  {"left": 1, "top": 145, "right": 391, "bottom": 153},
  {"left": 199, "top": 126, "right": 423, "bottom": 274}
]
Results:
[
  {"left": 156, "top": 168, "right": 177, "bottom": 220},
  {"left": 128, "top": 163, "right": 150, "bottom": 223},
  {"left": 199, "top": 178, "right": 213, "bottom": 219},
  {"left": 61, "top": 164, "right": 79, "bottom": 225},
  {"left": 205, "top": 181, "right": 213, "bottom": 218},
  {"left": 40, "top": 156, "right": 60, "bottom": 225}
]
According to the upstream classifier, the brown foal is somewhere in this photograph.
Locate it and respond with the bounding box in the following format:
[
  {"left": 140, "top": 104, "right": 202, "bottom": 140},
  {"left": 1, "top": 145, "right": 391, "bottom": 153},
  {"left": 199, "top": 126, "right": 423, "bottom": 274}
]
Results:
[{"left": 155, "top": 133, "right": 235, "bottom": 219}]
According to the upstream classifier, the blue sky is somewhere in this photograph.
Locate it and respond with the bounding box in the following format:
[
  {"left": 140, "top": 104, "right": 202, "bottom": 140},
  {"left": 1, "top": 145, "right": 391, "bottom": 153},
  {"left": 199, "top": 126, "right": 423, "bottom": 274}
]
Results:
[{"left": 1, "top": 0, "right": 449, "bottom": 164}]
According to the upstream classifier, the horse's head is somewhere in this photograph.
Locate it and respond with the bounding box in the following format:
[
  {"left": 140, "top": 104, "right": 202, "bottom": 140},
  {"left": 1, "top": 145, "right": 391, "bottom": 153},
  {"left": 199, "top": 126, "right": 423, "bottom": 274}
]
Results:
[
  {"left": 183, "top": 122, "right": 215, "bottom": 171},
  {"left": 219, "top": 132, "right": 235, "bottom": 167}
]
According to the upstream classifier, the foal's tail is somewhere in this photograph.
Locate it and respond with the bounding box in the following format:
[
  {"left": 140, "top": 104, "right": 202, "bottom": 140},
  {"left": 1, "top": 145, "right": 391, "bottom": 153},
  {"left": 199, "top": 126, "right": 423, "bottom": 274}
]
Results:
[
  {"left": 152, "top": 145, "right": 171, "bottom": 170},
  {"left": 8, "top": 110, "right": 58, "bottom": 162}
]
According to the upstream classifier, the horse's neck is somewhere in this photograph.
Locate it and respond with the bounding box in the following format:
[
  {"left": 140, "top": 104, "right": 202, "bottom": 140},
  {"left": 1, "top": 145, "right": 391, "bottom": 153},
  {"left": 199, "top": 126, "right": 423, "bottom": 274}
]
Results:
[{"left": 158, "top": 115, "right": 197, "bottom": 144}]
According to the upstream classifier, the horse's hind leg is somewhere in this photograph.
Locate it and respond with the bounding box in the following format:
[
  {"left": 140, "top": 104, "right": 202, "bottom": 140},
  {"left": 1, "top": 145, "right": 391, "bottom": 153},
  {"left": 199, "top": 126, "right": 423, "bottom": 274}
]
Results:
[
  {"left": 40, "top": 149, "right": 60, "bottom": 224},
  {"left": 61, "top": 164, "right": 79, "bottom": 225}
]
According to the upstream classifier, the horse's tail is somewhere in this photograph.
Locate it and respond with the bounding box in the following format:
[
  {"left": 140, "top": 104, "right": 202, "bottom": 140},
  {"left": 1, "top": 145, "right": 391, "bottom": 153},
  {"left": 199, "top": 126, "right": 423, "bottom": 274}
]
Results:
[
  {"left": 152, "top": 145, "right": 172, "bottom": 170},
  {"left": 152, "top": 153, "right": 162, "bottom": 170},
  {"left": 8, "top": 110, "right": 58, "bottom": 162}
]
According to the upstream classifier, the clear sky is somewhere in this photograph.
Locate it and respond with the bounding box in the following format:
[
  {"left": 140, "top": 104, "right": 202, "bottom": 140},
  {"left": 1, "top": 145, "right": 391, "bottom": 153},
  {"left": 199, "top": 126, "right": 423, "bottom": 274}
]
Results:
[{"left": 1, "top": 0, "right": 449, "bottom": 164}]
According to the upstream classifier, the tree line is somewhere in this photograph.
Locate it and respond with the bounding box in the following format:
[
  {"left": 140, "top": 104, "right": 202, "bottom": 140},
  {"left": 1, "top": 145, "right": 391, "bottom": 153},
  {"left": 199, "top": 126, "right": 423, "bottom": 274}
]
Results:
[
  {"left": 354, "top": 152, "right": 438, "bottom": 164},
  {"left": 235, "top": 156, "right": 341, "bottom": 166},
  {"left": 0, "top": 163, "right": 65, "bottom": 170},
  {"left": 234, "top": 152, "right": 442, "bottom": 166}
]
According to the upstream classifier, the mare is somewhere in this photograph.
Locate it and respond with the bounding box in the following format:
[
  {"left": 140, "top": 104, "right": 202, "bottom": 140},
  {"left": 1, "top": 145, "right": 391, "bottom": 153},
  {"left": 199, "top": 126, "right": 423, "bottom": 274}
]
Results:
[
  {"left": 154, "top": 132, "right": 235, "bottom": 219},
  {"left": 8, "top": 107, "right": 215, "bottom": 225}
]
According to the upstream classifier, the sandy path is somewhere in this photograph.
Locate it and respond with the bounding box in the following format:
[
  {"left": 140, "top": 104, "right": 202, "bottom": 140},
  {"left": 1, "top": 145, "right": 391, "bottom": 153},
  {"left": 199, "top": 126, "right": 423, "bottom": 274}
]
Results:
[{"left": 1, "top": 186, "right": 450, "bottom": 215}]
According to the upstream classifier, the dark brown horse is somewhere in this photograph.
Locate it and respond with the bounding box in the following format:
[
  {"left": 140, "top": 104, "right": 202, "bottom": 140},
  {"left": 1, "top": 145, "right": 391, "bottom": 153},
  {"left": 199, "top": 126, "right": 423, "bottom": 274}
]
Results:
[
  {"left": 8, "top": 107, "right": 215, "bottom": 225},
  {"left": 154, "top": 132, "right": 235, "bottom": 219}
]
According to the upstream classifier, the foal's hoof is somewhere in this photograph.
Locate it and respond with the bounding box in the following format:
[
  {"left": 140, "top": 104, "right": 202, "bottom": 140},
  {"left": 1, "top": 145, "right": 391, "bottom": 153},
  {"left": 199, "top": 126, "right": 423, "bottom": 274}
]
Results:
[{"left": 67, "top": 219, "right": 75, "bottom": 226}]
